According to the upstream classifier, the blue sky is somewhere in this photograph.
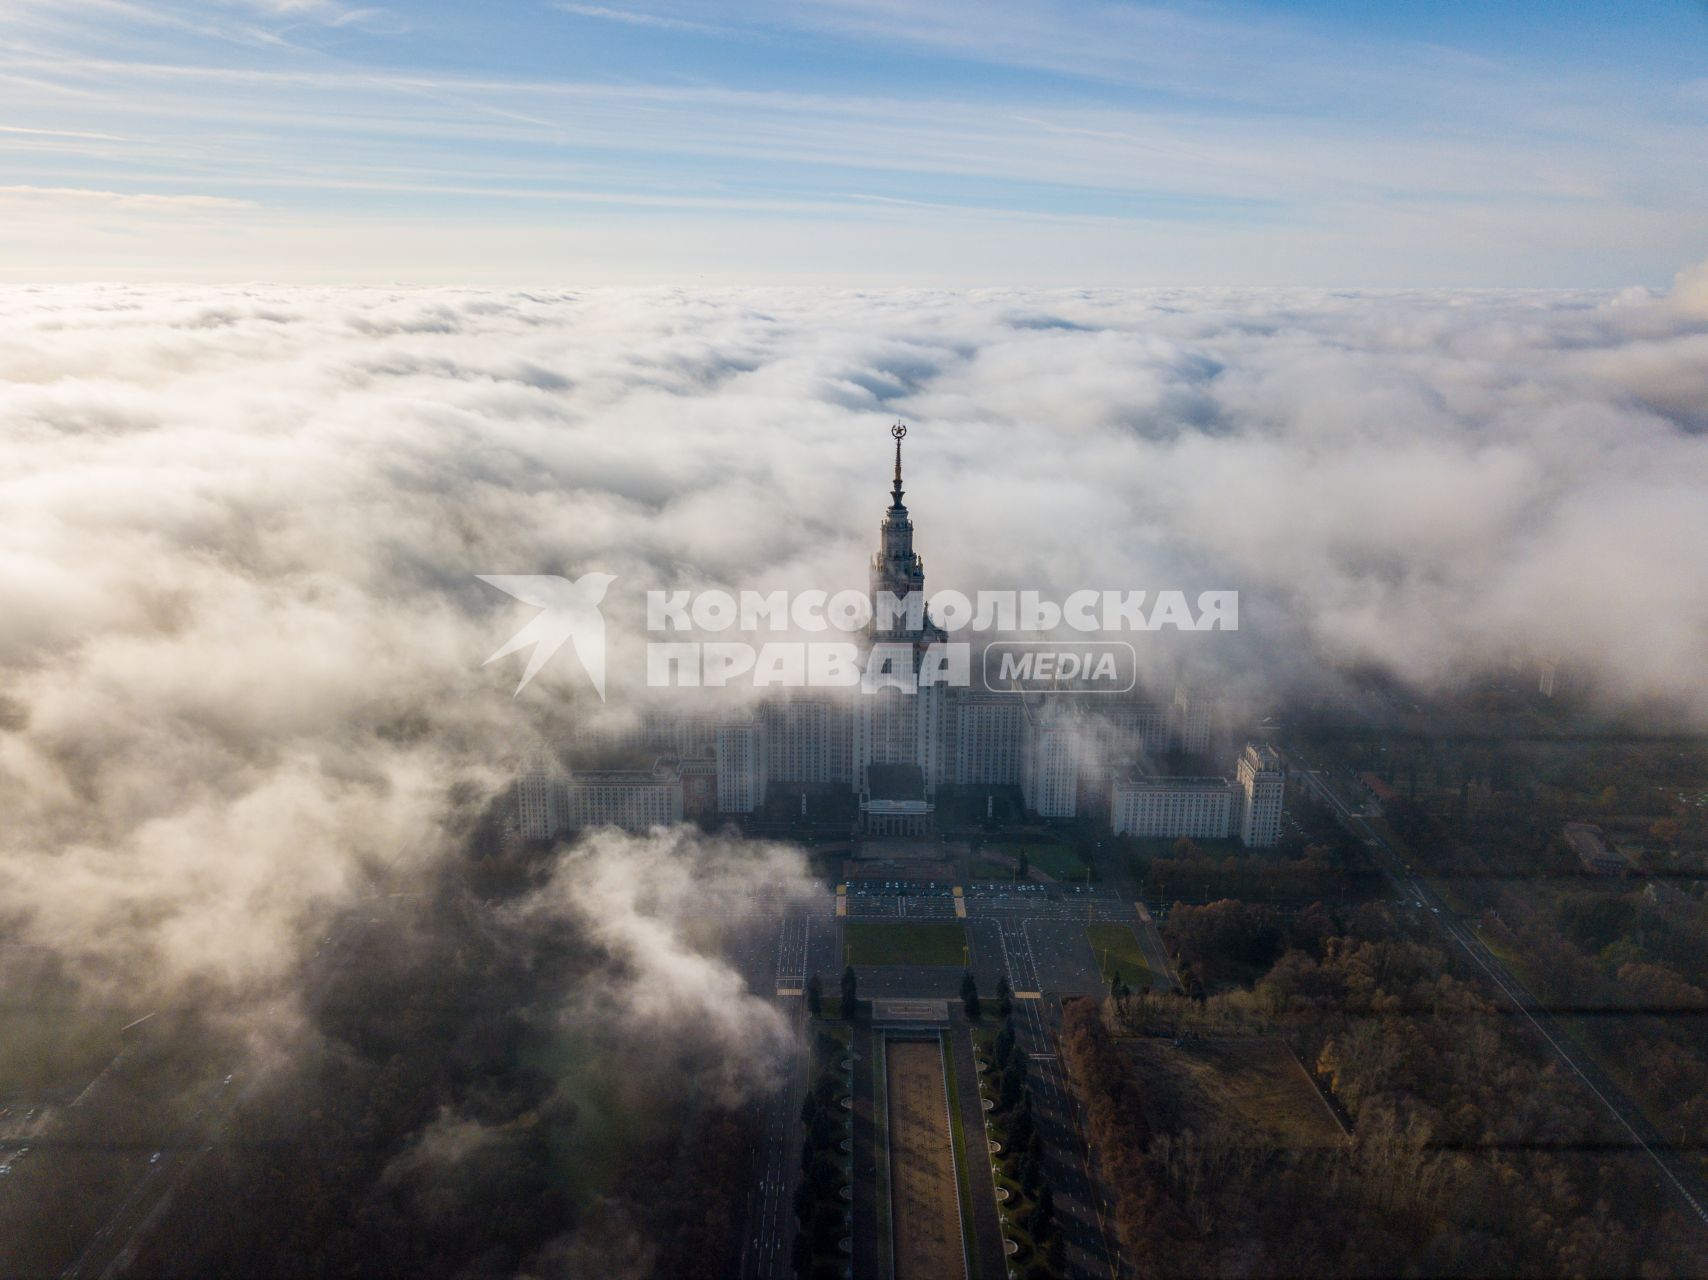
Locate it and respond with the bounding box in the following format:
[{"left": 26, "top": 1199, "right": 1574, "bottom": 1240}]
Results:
[{"left": 1, "top": 0, "right": 1705, "bottom": 284}]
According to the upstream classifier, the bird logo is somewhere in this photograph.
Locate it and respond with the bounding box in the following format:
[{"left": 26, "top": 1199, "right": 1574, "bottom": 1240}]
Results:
[{"left": 477, "top": 572, "right": 616, "bottom": 699}]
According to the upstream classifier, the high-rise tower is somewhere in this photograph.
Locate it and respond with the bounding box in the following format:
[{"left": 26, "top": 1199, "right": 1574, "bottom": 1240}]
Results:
[
  {"left": 853, "top": 423, "right": 947, "bottom": 806},
  {"left": 870, "top": 422, "right": 926, "bottom": 618}
]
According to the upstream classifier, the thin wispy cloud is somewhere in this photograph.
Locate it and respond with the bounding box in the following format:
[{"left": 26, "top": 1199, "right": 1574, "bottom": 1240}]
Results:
[
  {"left": 0, "top": 122, "right": 133, "bottom": 141},
  {"left": 0, "top": 183, "right": 257, "bottom": 210},
  {"left": 550, "top": 2, "right": 726, "bottom": 35},
  {"left": 0, "top": 0, "right": 1702, "bottom": 283}
]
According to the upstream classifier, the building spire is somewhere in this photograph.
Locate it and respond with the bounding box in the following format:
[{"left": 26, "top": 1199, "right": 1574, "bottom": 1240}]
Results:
[{"left": 890, "top": 421, "right": 907, "bottom": 507}]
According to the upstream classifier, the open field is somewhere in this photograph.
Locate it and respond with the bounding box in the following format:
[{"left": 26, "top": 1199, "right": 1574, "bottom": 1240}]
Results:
[
  {"left": 985, "top": 839, "right": 1085, "bottom": 881},
  {"left": 886, "top": 1038, "right": 967, "bottom": 1280},
  {"left": 1120, "top": 1036, "right": 1346, "bottom": 1148},
  {"left": 1087, "top": 924, "right": 1150, "bottom": 988},
  {"left": 847, "top": 921, "right": 967, "bottom": 967}
]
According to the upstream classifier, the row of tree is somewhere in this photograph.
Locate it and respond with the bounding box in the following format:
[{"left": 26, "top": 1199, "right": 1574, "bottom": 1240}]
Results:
[
  {"left": 805, "top": 966, "right": 862, "bottom": 1019},
  {"left": 986, "top": 1011, "right": 1060, "bottom": 1277},
  {"left": 791, "top": 1029, "right": 850, "bottom": 1280},
  {"left": 1059, "top": 997, "right": 1156, "bottom": 1256}
]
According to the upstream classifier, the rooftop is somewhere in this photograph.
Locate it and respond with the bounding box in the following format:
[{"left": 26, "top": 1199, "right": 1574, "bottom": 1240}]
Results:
[{"left": 1115, "top": 774, "right": 1231, "bottom": 790}]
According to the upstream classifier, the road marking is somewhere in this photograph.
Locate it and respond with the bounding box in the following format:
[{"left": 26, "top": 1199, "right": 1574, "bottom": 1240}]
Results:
[
  {"left": 776, "top": 988, "right": 803, "bottom": 997},
  {"left": 1014, "top": 991, "right": 1043, "bottom": 1000}
]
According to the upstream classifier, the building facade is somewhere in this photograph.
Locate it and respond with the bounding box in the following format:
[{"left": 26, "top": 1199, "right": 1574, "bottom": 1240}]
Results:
[
  {"left": 1168, "top": 684, "right": 1213, "bottom": 755},
  {"left": 1234, "top": 742, "right": 1285, "bottom": 847},
  {"left": 763, "top": 695, "right": 854, "bottom": 788},
  {"left": 1110, "top": 775, "right": 1233, "bottom": 840},
  {"left": 1021, "top": 702, "right": 1080, "bottom": 819},
  {"left": 952, "top": 691, "right": 1025, "bottom": 785},
  {"left": 564, "top": 765, "right": 685, "bottom": 831},
  {"left": 516, "top": 756, "right": 564, "bottom": 841},
  {"left": 714, "top": 719, "right": 767, "bottom": 814}
]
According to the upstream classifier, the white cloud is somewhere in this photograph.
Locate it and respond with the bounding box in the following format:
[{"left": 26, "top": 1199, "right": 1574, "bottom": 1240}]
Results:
[{"left": 0, "top": 276, "right": 1705, "bottom": 1005}]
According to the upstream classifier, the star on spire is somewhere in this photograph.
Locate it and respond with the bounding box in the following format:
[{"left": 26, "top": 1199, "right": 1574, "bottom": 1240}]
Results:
[{"left": 890, "top": 421, "right": 907, "bottom": 507}]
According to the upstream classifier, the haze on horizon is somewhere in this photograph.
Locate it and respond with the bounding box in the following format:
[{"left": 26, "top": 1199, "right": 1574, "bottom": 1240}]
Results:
[{"left": 1, "top": 0, "right": 1705, "bottom": 287}]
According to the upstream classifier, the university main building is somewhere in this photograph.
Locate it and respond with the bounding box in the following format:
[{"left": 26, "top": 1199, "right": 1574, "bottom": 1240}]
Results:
[{"left": 516, "top": 426, "right": 1282, "bottom": 846}]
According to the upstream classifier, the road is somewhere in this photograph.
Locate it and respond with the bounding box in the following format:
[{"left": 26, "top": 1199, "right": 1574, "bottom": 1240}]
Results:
[
  {"left": 1285, "top": 749, "right": 1708, "bottom": 1228},
  {"left": 737, "top": 887, "right": 836, "bottom": 1280}
]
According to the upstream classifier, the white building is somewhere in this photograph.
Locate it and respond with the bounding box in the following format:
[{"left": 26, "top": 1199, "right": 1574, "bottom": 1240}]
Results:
[
  {"left": 564, "top": 763, "right": 684, "bottom": 832},
  {"left": 715, "top": 719, "right": 767, "bottom": 814},
  {"left": 1110, "top": 775, "right": 1233, "bottom": 840},
  {"left": 1021, "top": 702, "right": 1079, "bottom": 819},
  {"left": 515, "top": 756, "right": 565, "bottom": 841},
  {"left": 762, "top": 696, "right": 838, "bottom": 786},
  {"left": 952, "top": 691, "right": 1025, "bottom": 786},
  {"left": 1234, "top": 742, "right": 1285, "bottom": 847}
]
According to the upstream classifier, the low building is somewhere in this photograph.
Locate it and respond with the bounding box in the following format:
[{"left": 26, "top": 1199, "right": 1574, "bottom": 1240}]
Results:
[
  {"left": 564, "top": 762, "right": 684, "bottom": 832},
  {"left": 1110, "top": 774, "right": 1233, "bottom": 840},
  {"left": 1563, "top": 822, "right": 1629, "bottom": 876},
  {"left": 1358, "top": 770, "right": 1398, "bottom": 811}
]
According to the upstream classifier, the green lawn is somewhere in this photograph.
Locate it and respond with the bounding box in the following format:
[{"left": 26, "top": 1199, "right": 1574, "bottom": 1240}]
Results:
[
  {"left": 987, "top": 839, "right": 1087, "bottom": 881},
  {"left": 845, "top": 920, "right": 967, "bottom": 967},
  {"left": 1087, "top": 923, "right": 1151, "bottom": 986},
  {"left": 940, "top": 1033, "right": 982, "bottom": 1280}
]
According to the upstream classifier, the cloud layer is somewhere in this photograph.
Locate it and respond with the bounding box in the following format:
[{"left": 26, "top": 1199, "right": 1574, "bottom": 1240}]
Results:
[{"left": 2, "top": 276, "right": 1707, "bottom": 996}]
